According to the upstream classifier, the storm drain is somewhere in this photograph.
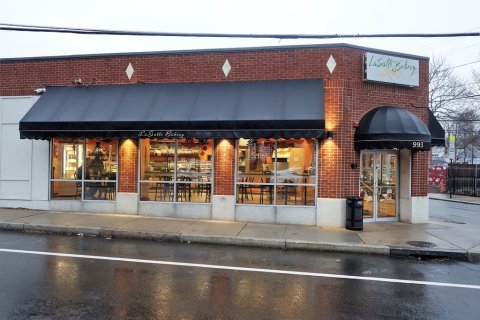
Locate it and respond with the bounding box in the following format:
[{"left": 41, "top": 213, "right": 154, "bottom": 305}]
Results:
[{"left": 407, "top": 241, "right": 437, "bottom": 248}]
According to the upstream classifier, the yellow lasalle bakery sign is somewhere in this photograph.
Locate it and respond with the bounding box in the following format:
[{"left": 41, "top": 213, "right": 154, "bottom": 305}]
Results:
[{"left": 364, "top": 52, "right": 419, "bottom": 87}]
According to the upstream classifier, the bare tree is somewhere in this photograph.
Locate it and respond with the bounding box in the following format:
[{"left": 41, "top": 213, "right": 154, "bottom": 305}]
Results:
[
  {"left": 429, "top": 56, "right": 480, "bottom": 163},
  {"left": 429, "top": 56, "right": 472, "bottom": 118},
  {"left": 472, "top": 67, "right": 480, "bottom": 106},
  {"left": 452, "top": 107, "right": 480, "bottom": 162}
]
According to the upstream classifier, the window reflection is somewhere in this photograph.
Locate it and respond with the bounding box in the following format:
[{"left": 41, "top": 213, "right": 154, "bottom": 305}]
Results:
[
  {"left": 50, "top": 138, "right": 117, "bottom": 201},
  {"left": 51, "top": 139, "right": 84, "bottom": 180},
  {"left": 50, "top": 139, "right": 84, "bottom": 199},
  {"left": 85, "top": 140, "right": 117, "bottom": 181},
  {"left": 276, "top": 139, "right": 316, "bottom": 184},
  {"left": 139, "top": 138, "right": 213, "bottom": 203},
  {"left": 237, "top": 138, "right": 316, "bottom": 206},
  {"left": 237, "top": 138, "right": 274, "bottom": 182}
]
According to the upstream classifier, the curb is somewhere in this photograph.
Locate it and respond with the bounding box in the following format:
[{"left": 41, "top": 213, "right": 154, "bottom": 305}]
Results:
[
  {"left": 23, "top": 224, "right": 101, "bottom": 236},
  {"left": 1, "top": 224, "right": 478, "bottom": 262},
  {"left": 179, "top": 234, "right": 286, "bottom": 249},
  {"left": 430, "top": 197, "right": 480, "bottom": 206},
  {"left": 390, "top": 246, "right": 469, "bottom": 261},
  {"left": 101, "top": 228, "right": 181, "bottom": 242},
  {"left": 285, "top": 240, "right": 390, "bottom": 255},
  {"left": 0, "top": 222, "right": 25, "bottom": 231},
  {"left": 468, "top": 251, "right": 480, "bottom": 262}
]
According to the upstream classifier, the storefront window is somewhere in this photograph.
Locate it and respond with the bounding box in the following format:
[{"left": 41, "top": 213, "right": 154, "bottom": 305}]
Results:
[
  {"left": 50, "top": 138, "right": 117, "bottom": 200},
  {"left": 237, "top": 138, "right": 316, "bottom": 206},
  {"left": 83, "top": 140, "right": 117, "bottom": 200},
  {"left": 139, "top": 138, "right": 213, "bottom": 203}
]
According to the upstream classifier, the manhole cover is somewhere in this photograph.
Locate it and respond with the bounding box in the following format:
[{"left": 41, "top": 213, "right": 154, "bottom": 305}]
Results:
[{"left": 407, "top": 241, "right": 437, "bottom": 248}]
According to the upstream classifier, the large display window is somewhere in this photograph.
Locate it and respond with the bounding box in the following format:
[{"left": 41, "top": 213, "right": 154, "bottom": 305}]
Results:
[
  {"left": 50, "top": 138, "right": 117, "bottom": 200},
  {"left": 139, "top": 138, "right": 213, "bottom": 203},
  {"left": 237, "top": 138, "right": 316, "bottom": 206}
]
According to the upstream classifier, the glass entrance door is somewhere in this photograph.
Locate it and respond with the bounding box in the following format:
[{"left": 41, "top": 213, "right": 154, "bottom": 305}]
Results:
[{"left": 360, "top": 151, "right": 398, "bottom": 221}]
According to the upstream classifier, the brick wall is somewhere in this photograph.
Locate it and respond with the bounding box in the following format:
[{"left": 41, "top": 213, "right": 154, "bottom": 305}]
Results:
[
  {"left": 118, "top": 139, "right": 138, "bottom": 193},
  {"left": 214, "top": 139, "right": 235, "bottom": 196},
  {"left": 0, "top": 45, "right": 430, "bottom": 197},
  {"left": 411, "top": 151, "right": 430, "bottom": 196}
]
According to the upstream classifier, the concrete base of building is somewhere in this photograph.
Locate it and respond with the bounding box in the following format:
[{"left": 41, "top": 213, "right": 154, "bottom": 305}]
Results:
[
  {"left": 0, "top": 196, "right": 430, "bottom": 226},
  {"left": 212, "top": 195, "right": 235, "bottom": 221},
  {"left": 139, "top": 202, "right": 211, "bottom": 219},
  {"left": 235, "top": 205, "right": 315, "bottom": 225},
  {"left": 276, "top": 206, "right": 316, "bottom": 225},
  {"left": 116, "top": 192, "right": 138, "bottom": 215},
  {"left": 316, "top": 198, "right": 346, "bottom": 227},
  {"left": 235, "top": 205, "right": 275, "bottom": 223},
  {"left": 0, "top": 200, "right": 49, "bottom": 211},
  {"left": 49, "top": 199, "right": 116, "bottom": 213},
  {"left": 400, "top": 196, "right": 429, "bottom": 223}
]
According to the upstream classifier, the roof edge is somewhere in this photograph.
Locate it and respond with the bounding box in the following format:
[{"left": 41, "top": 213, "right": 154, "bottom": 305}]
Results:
[{"left": 0, "top": 43, "right": 429, "bottom": 63}]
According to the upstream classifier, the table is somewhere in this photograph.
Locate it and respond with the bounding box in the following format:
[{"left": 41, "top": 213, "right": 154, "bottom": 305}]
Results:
[{"left": 238, "top": 172, "right": 313, "bottom": 205}]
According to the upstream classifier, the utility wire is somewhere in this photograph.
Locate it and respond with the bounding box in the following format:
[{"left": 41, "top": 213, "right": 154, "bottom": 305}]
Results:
[
  {"left": 415, "top": 26, "right": 480, "bottom": 49},
  {"left": 444, "top": 60, "right": 480, "bottom": 71},
  {"left": 1, "top": 23, "right": 480, "bottom": 39},
  {"left": 437, "top": 119, "right": 480, "bottom": 122}
]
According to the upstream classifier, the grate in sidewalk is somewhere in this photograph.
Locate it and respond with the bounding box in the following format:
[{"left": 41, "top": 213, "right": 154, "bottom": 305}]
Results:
[{"left": 407, "top": 241, "right": 437, "bottom": 248}]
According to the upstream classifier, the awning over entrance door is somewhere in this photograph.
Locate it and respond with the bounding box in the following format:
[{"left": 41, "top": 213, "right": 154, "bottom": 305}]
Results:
[
  {"left": 354, "top": 106, "right": 431, "bottom": 151},
  {"left": 19, "top": 79, "right": 325, "bottom": 140},
  {"left": 428, "top": 109, "right": 446, "bottom": 147}
]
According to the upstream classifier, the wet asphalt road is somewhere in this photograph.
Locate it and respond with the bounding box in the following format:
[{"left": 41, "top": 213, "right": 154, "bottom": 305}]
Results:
[{"left": 0, "top": 231, "right": 479, "bottom": 320}]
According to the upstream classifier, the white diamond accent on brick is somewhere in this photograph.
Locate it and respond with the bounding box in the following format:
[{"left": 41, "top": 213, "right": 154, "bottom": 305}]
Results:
[
  {"left": 222, "top": 59, "right": 231, "bottom": 77},
  {"left": 126, "top": 63, "right": 134, "bottom": 80},
  {"left": 326, "top": 55, "right": 336, "bottom": 74}
]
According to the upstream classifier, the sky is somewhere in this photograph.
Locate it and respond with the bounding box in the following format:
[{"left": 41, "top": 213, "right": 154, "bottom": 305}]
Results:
[{"left": 1, "top": 0, "right": 479, "bottom": 79}]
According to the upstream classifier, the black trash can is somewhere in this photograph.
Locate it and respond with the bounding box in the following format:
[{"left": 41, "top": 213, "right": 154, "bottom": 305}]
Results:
[{"left": 345, "top": 196, "right": 363, "bottom": 231}]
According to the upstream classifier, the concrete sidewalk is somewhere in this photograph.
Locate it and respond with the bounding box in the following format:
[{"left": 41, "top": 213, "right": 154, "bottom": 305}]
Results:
[
  {"left": 0, "top": 207, "right": 479, "bottom": 262},
  {"left": 429, "top": 193, "right": 480, "bottom": 205}
]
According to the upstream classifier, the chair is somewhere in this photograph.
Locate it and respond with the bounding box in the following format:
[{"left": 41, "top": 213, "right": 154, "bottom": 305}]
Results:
[
  {"left": 96, "top": 178, "right": 116, "bottom": 200},
  {"left": 247, "top": 176, "right": 273, "bottom": 204},
  {"left": 197, "top": 183, "right": 211, "bottom": 202},
  {"left": 259, "top": 177, "right": 273, "bottom": 204},
  {"left": 176, "top": 183, "right": 191, "bottom": 202},
  {"left": 283, "top": 185, "right": 297, "bottom": 205},
  {"left": 238, "top": 177, "right": 253, "bottom": 203},
  {"left": 103, "top": 183, "right": 116, "bottom": 200},
  {"left": 258, "top": 185, "right": 273, "bottom": 204},
  {"left": 75, "top": 182, "right": 82, "bottom": 199},
  {"left": 150, "top": 183, "right": 173, "bottom": 201}
]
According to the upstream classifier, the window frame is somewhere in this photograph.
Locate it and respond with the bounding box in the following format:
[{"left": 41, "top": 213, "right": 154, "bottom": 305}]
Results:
[
  {"left": 235, "top": 138, "right": 318, "bottom": 207},
  {"left": 138, "top": 138, "right": 214, "bottom": 203},
  {"left": 49, "top": 139, "right": 118, "bottom": 201}
]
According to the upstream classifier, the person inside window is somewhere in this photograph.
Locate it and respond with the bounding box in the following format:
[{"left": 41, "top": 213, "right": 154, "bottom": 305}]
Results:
[
  {"left": 75, "top": 163, "right": 91, "bottom": 181},
  {"left": 92, "top": 142, "right": 104, "bottom": 178}
]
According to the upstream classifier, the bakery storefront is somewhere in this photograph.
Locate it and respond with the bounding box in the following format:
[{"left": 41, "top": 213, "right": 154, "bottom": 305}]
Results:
[{"left": 0, "top": 44, "right": 442, "bottom": 226}]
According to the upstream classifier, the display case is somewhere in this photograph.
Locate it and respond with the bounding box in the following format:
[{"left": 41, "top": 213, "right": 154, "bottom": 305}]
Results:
[{"left": 63, "top": 144, "right": 83, "bottom": 179}]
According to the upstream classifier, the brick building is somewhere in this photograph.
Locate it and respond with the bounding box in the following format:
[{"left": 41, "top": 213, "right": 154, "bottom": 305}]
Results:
[{"left": 0, "top": 44, "right": 444, "bottom": 226}]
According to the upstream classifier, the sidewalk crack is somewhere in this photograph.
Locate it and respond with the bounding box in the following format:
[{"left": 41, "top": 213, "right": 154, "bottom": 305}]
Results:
[
  {"left": 236, "top": 222, "right": 248, "bottom": 236},
  {"left": 424, "top": 230, "right": 463, "bottom": 250}
]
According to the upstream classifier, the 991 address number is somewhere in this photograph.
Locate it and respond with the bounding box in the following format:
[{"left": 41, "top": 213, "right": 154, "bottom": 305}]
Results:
[{"left": 412, "top": 142, "right": 424, "bottom": 148}]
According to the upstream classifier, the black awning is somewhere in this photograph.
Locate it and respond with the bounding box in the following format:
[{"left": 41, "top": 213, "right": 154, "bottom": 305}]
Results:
[
  {"left": 19, "top": 80, "right": 325, "bottom": 140},
  {"left": 354, "top": 106, "right": 431, "bottom": 151},
  {"left": 428, "top": 109, "right": 446, "bottom": 147}
]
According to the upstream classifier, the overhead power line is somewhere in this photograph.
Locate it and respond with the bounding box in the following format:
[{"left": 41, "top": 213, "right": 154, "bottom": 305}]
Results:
[
  {"left": 437, "top": 118, "right": 480, "bottom": 122},
  {"left": 445, "top": 60, "right": 480, "bottom": 71},
  {"left": 1, "top": 23, "right": 480, "bottom": 39},
  {"left": 414, "top": 25, "right": 480, "bottom": 51}
]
